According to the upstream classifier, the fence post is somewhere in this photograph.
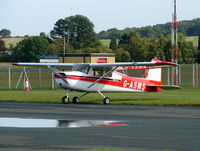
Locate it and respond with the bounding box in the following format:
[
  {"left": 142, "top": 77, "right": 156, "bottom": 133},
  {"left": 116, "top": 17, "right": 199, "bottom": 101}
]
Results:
[
  {"left": 38, "top": 68, "right": 41, "bottom": 88},
  {"left": 51, "top": 72, "right": 54, "bottom": 90},
  {"left": 167, "top": 67, "right": 170, "bottom": 85},
  {"left": 179, "top": 65, "right": 181, "bottom": 86},
  {"left": 8, "top": 66, "right": 11, "bottom": 89},
  {"left": 171, "top": 67, "right": 174, "bottom": 85},
  {"left": 193, "top": 64, "right": 195, "bottom": 88},
  {"left": 196, "top": 62, "right": 198, "bottom": 88}
]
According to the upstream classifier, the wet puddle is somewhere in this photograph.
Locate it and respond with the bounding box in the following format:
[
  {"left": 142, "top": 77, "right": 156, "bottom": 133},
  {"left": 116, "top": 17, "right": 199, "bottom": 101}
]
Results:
[{"left": 0, "top": 118, "right": 125, "bottom": 128}]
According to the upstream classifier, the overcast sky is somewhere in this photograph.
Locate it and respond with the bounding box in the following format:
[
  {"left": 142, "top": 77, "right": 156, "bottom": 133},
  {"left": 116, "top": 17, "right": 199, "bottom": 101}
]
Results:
[{"left": 1, "top": 0, "right": 200, "bottom": 37}]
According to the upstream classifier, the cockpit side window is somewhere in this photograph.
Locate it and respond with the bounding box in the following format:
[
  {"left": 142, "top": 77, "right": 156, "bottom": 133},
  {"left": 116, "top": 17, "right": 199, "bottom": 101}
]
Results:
[
  {"left": 72, "top": 65, "right": 89, "bottom": 74},
  {"left": 90, "top": 68, "right": 112, "bottom": 77}
]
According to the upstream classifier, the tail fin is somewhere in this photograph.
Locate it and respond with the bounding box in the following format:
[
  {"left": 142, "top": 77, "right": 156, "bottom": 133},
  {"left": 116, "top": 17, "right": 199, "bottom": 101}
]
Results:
[
  {"left": 146, "top": 57, "right": 182, "bottom": 91},
  {"left": 146, "top": 57, "right": 162, "bottom": 83}
]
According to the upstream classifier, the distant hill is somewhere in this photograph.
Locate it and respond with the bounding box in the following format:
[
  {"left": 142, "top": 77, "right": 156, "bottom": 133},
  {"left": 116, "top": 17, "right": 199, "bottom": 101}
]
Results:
[{"left": 98, "top": 18, "right": 200, "bottom": 39}]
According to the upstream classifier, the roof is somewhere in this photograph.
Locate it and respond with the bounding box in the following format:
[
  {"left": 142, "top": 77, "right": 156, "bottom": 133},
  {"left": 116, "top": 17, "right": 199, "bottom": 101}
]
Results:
[{"left": 59, "top": 53, "right": 115, "bottom": 57}]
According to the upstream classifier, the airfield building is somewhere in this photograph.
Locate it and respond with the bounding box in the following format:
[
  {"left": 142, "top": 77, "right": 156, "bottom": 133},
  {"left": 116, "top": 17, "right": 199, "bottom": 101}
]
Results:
[{"left": 59, "top": 53, "right": 115, "bottom": 63}]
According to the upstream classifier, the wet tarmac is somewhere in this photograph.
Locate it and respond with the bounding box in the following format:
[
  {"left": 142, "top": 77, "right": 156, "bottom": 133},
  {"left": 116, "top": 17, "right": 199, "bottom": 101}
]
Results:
[{"left": 0, "top": 102, "right": 200, "bottom": 151}]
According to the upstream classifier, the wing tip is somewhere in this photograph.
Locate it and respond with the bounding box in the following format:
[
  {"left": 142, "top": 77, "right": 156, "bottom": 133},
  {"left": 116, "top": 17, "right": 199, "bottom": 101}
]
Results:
[
  {"left": 156, "top": 61, "right": 177, "bottom": 66},
  {"left": 12, "top": 63, "right": 19, "bottom": 66}
]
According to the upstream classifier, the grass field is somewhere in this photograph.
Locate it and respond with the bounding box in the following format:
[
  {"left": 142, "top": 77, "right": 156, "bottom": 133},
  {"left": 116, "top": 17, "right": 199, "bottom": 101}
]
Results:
[
  {"left": 100, "top": 39, "right": 111, "bottom": 47},
  {"left": 185, "top": 36, "right": 198, "bottom": 47},
  {"left": 84, "top": 150, "right": 123, "bottom": 151},
  {"left": 0, "top": 88, "right": 200, "bottom": 106},
  {"left": 2, "top": 37, "right": 24, "bottom": 48},
  {"left": 101, "top": 36, "right": 198, "bottom": 48}
]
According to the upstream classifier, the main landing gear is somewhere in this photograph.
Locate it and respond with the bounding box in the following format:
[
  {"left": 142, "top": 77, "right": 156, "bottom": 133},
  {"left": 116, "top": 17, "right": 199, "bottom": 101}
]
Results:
[{"left": 62, "top": 90, "right": 111, "bottom": 104}]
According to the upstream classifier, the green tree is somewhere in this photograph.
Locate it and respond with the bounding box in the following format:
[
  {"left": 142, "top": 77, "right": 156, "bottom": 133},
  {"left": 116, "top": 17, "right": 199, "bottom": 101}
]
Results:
[
  {"left": 118, "top": 32, "right": 134, "bottom": 50},
  {"left": 115, "top": 48, "right": 131, "bottom": 62},
  {"left": 98, "top": 18, "right": 200, "bottom": 39},
  {"left": 109, "top": 38, "right": 118, "bottom": 50},
  {"left": 0, "top": 29, "right": 11, "bottom": 38},
  {"left": 197, "top": 36, "right": 200, "bottom": 63},
  {"left": 49, "top": 39, "right": 74, "bottom": 56},
  {"left": 198, "top": 35, "right": 200, "bottom": 51},
  {"left": 118, "top": 32, "right": 146, "bottom": 61},
  {"left": 40, "top": 32, "right": 46, "bottom": 37},
  {"left": 12, "top": 37, "right": 50, "bottom": 62},
  {"left": 50, "top": 15, "right": 101, "bottom": 50},
  {"left": 147, "top": 36, "right": 165, "bottom": 61},
  {"left": 178, "top": 35, "right": 194, "bottom": 64}
]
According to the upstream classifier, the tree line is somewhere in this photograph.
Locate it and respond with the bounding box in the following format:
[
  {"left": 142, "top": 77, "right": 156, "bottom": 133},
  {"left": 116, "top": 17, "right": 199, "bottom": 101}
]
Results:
[
  {"left": 111, "top": 32, "right": 195, "bottom": 64},
  {"left": 98, "top": 18, "right": 200, "bottom": 39},
  {"left": 0, "top": 15, "right": 199, "bottom": 63}
]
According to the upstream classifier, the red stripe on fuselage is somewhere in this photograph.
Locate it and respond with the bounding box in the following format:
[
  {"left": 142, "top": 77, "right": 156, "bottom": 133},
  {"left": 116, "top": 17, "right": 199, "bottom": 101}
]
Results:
[{"left": 55, "top": 73, "right": 162, "bottom": 92}]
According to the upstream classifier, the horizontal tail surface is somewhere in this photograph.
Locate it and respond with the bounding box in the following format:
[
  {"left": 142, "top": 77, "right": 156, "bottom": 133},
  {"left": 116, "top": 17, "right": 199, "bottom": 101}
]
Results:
[{"left": 147, "top": 85, "right": 181, "bottom": 90}]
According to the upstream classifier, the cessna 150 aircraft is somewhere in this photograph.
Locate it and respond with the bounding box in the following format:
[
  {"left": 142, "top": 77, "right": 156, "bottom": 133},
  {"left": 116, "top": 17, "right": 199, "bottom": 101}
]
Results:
[{"left": 12, "top": 57, "right": 180, "bottom": 104}]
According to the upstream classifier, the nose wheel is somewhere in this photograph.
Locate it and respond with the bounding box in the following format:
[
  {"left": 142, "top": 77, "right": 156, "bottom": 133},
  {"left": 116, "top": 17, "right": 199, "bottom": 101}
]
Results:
[
  {"left": 62, "top": 90, "right": 70, "bottom": 104},
  {"left": 62, "top": 96, "right": 69, "bottom": 104}
]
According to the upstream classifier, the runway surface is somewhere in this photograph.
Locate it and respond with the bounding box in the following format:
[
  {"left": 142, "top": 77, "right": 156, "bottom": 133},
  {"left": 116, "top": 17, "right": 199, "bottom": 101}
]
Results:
[{"left": 0, "top": 102, "right": 200, "bottom": 151}]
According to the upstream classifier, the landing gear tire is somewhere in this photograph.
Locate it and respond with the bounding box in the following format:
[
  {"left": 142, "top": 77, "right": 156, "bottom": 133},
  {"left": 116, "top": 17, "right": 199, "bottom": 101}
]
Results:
[
  {"left": 103, "top": 97, "right": 110, "bottom": 105},
  {"left": 73, "top": 96, "right": 80, "bottom": 104},
  {"left": 62, "top": 96, "right": 69, "bottom": 104}
]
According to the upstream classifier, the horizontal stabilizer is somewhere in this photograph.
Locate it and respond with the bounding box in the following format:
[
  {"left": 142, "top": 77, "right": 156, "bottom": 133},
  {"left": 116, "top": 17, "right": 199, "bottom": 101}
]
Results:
[{"left": 147, "top": 85, "right": 181, "bottom": 90}]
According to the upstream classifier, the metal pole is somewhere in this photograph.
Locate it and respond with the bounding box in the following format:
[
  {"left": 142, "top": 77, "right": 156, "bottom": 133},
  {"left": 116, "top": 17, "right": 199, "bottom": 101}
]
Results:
[
  {"left": 172, "top": 67, "right": 174, "bottom": 85},
  {"left": 196, "top": 62, "right": 198, "bottom": 88},
  {"left": 67, "top": 28, "right": 70, "bottom": 44},
  {"left": 176, "top": 66, "right": 178, "bottom": 85},
  {"left": 38, "top": 68, "right": 41, "bottom": 88},
  {"left": 168, "top": 67, "right": 170, "bottom": 85},
  {"left": 51, "top": 72, "right": 54, "bottom": 90},
  {"left": 179, "top": 65, "right": 181, "bottom": 86},
  {"left": 193, "top": 64, "right": 195, "bottom": 87},
  {"left": 63, "top": 32, "right": 65, "bottom": 63},
  {"left": 23, "top": 67, "right": 25, "bottom": 89},
  {"left": 15, "top": 69, "right": 23, "bottom": 89},
  {"left": 8, "top": 66, "right": 11, "bottom": 89}
]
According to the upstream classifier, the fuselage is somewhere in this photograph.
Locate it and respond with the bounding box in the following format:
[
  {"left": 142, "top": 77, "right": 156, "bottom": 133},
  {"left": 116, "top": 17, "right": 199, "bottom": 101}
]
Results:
[{"left": 55, "top": 71, "right": 162, "bottom": 93}]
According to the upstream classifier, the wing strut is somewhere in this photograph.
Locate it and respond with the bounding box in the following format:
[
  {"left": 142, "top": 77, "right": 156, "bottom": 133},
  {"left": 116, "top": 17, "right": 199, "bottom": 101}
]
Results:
[
  {"left": 47, "top": 65, "right": 69, "bottom": 85},
  {"left": 47, "top": 65, "right": 59, "bottom": 74},
  {"left": 88, "top": 66, "right": 118, "bottom": 88}
]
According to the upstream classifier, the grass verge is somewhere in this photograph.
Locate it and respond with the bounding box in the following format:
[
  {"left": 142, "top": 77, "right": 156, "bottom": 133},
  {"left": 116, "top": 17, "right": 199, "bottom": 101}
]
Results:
[
  {"left": 0, "top": 88, "right": 200, "bottom": 106},
  {"left": 84, "top": 150, "right": 124, "bottom": 151}
]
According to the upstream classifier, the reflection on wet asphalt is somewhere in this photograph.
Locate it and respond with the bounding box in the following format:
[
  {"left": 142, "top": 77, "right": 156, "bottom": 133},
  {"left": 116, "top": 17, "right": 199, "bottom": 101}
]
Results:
[{"left": 0, "top": 117, "right": 125, "bottom": 128}]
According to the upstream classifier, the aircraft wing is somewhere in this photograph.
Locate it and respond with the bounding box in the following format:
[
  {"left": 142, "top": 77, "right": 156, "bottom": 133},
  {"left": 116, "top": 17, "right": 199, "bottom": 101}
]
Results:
[
  {"left": 12, "top": 61, "right": 177, "bottom": 67},
  {"left": 89, "top": 61, "right": 177, "bottom": 67},
  {"left": 12, "top": 62, "right": 75, "bottom": 67}
]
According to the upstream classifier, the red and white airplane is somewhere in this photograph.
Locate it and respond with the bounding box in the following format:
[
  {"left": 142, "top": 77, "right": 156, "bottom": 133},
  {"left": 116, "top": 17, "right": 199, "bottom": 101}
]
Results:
[{"left": 12, "top": 57, "right": 180, "bottom": 104}]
